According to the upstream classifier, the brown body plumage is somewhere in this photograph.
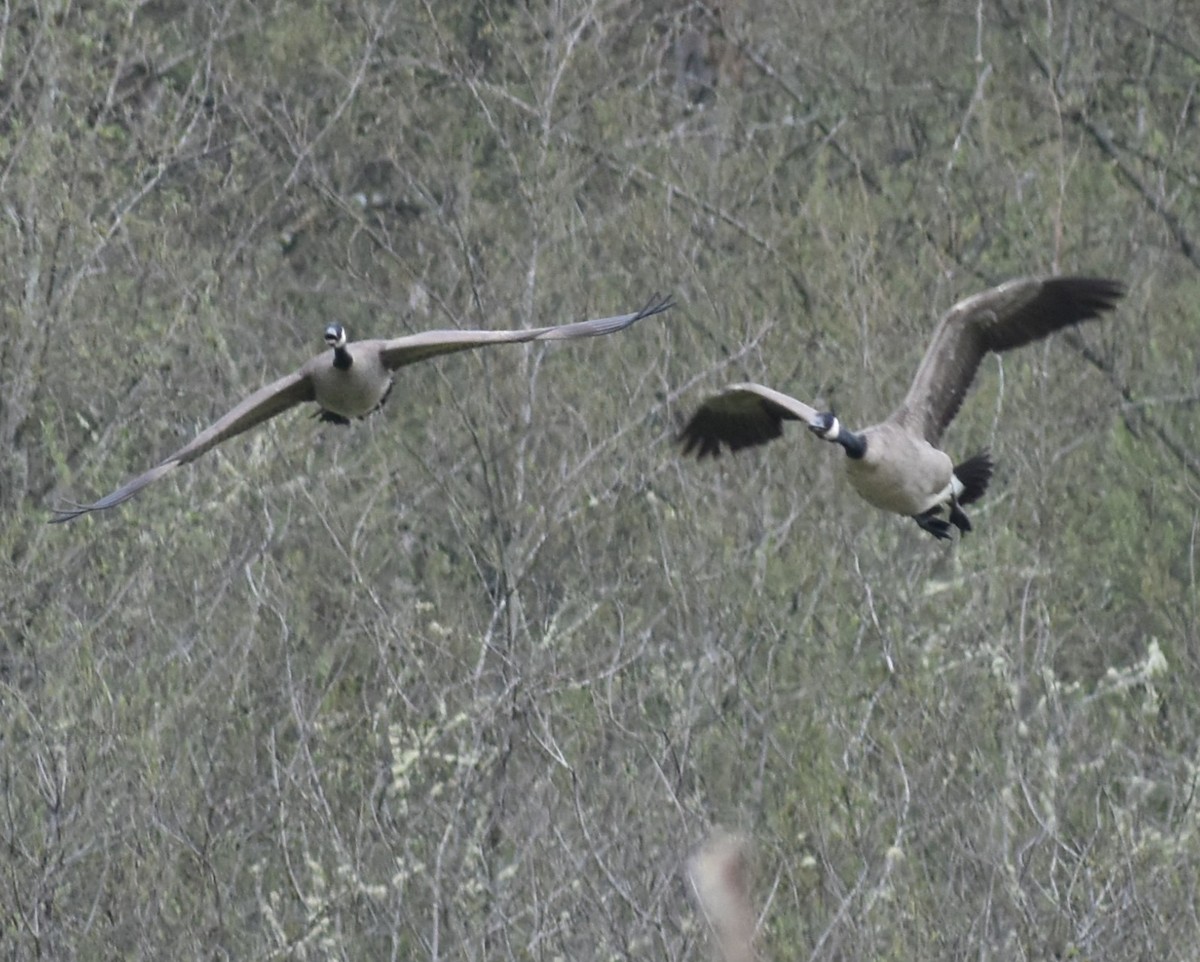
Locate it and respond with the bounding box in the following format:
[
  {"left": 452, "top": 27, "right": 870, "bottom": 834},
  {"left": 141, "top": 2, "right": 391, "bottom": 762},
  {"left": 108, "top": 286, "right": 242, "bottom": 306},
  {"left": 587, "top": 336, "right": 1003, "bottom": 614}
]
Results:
[
  {"left": 680, "top": 276, "right": 1124, "bottom": 538},
  {"left": 52, "top": 295, "right": 673, "bottom": 521}
]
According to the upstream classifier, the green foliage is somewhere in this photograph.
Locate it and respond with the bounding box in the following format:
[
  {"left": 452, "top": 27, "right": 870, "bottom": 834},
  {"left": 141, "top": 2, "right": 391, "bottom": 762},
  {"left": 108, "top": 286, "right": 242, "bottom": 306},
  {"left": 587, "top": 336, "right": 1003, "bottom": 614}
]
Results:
[{"left": 2, "top": 0, "right": 1199, "bottom": 959}]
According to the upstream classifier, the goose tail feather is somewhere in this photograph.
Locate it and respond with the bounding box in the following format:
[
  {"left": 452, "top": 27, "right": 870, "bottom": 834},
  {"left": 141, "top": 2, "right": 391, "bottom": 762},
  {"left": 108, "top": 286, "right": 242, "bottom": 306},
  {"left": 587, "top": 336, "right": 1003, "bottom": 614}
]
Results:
[{"left": 954, "top": 451, "right": 994, "bottom": 505}]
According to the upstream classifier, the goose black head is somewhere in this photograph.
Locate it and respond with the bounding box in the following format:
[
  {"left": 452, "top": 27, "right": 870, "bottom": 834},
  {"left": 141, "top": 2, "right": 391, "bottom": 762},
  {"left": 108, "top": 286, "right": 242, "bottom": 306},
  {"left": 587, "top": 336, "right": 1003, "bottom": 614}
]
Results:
[
  {"left": 810, "top": 412, "right": 866, "bottom": 459},
  {"left": 808, "top": 411, "right": 840, "bottom": 441},
  {"left": 324, "top": 323, "right": 347, "bottom": 350}
]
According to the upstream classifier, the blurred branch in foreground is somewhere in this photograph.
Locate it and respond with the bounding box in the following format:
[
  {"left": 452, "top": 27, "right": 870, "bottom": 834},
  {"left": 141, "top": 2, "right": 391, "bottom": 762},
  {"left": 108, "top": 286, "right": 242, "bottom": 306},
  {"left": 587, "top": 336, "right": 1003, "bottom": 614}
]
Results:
[{"left": 688, "top": 831, "right": 760, "bottom": 962}]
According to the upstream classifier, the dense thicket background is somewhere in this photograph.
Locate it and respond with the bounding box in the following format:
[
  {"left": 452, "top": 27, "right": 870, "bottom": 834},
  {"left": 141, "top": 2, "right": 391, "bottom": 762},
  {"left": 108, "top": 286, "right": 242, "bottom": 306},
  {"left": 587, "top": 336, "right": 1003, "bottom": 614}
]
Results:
[{"left": 3, "top": 0, "right": 1198, "bottom": 958}]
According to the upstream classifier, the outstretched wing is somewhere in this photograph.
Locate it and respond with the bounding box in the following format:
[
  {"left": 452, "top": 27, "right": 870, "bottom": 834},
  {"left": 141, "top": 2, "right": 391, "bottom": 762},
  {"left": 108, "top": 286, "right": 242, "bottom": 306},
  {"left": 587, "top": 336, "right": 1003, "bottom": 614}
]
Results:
[
  {"left": 376, "top": 293, "right": 673, "bottom": 370},
  {"left": 892, "top": 276, "right": 1124, "bottom": 444},
  {"left": 679, "top": 383, "right": 820, "bottom": 458},
  {"left": 50, "top": 370, "right": 315, "bottom": 522}
]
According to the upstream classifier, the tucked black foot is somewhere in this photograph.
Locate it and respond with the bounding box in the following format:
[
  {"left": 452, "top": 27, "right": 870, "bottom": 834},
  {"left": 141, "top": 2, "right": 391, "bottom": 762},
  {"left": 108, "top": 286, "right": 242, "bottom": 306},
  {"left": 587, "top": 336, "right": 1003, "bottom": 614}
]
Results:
[
  {"left": 914, "top": 508, "right": 953, "bottom": 540},
  {"left": 948, "top": 500, "right": 972, "bottom": 534},
  {"left": 316, "top": 409, "right": 352, "bottom": 425}
]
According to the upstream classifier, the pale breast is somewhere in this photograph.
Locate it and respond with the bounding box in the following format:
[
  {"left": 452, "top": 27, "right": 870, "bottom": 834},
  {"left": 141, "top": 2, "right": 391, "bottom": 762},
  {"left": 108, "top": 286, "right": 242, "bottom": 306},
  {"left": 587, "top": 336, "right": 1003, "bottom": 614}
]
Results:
[
  {"left": 845, "top": 424, "right": 954, "bottom": 516},
  {"left": 312, "top": 348, "right": 393, "bottom": 419}
]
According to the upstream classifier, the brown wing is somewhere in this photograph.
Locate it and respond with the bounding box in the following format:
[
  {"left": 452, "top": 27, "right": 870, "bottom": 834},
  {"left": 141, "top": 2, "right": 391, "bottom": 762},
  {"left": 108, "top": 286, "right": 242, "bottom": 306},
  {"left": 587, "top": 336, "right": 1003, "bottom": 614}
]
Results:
[
  {"left": 50, "top": 370, "right": 316, "bottom": 522},
  {"left": 891, "top": 276, "right": 1124, "bottom": 444},
  {"left": 376, "top": 293, "right": 673, "bottom": 370},
  {"left": 679, "top": 383, "right": 820, "bottom": 458}
]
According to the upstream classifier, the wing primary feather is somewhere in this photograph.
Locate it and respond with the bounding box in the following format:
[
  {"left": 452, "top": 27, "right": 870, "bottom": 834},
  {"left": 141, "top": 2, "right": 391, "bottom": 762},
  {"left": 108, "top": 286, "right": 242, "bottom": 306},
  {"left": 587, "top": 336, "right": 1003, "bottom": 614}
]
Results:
[
  {"left": 679, "top": 384, "right": 817, "bottom": 459},
  {"left": 895, "top": 275, "right": 1124, "bottom": 444},
  {"left": 49, "top": 371, "right": 314, "bottom": 522},
  {"left": 378, "top": 293, "right": 673, "bottom": 370}
]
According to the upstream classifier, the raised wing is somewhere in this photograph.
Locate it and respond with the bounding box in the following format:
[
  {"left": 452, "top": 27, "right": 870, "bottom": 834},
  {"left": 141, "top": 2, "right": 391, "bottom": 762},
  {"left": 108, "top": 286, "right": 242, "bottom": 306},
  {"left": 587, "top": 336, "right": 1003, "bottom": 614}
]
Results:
[
  {"left": 50, "top": 370, "right": 315, "bottom": 522},
  {"left": 892, "top": 276, "right": 1124, "bottom": 444},
  {"left": 377, "top": 293, "right": 673, "bottom": 370},
  {"left": 679, "top": 383, "right": 819, "bottom": 458}
]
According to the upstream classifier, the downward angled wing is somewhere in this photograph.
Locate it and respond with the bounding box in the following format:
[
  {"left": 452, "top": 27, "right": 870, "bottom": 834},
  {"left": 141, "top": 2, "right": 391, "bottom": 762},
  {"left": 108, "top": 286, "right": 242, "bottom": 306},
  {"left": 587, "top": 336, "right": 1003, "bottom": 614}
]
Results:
[
  {"left": 50, "top": 370, "right": 316, "bottom": 522},
  {"left": 376, "top": 293, "right": 673, "bottom": 370},
  {"left": 679, "top": 383, "right": 819, "bottom": 458},
  {"left": 892, "top": 276, "right": 1125, "bottom": 445}
]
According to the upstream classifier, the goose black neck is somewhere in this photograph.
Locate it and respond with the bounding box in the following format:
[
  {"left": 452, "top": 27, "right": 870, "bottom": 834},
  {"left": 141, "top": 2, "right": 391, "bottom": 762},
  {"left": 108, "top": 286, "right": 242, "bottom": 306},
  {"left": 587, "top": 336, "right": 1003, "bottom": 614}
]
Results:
[
  {"left": 837, "top": 429, "right": 867, "bottom": 460},
  {"left": 332, "top": 345, "right": 353, "bottom": 370}
]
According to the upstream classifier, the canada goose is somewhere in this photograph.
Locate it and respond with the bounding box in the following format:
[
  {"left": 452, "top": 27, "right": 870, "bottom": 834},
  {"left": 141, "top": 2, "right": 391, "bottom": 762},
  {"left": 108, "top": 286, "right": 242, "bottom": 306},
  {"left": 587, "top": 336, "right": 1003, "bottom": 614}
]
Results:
[
  {"left": 51, "top": 294, "right": 673, "bottom": 522},
  {"left": 679, "top": 276, "right": 1124, "bottom": 539}
]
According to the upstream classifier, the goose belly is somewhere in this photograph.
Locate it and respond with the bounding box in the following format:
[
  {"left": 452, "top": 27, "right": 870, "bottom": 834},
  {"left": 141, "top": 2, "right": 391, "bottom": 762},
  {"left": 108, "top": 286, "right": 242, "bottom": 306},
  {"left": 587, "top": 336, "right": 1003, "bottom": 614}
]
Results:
[
  {"left": 845, "top": 433, "right": 953, "bottom": 516},
  {"left": 314, "top": 357, "right": 393, "bottom": 419}
]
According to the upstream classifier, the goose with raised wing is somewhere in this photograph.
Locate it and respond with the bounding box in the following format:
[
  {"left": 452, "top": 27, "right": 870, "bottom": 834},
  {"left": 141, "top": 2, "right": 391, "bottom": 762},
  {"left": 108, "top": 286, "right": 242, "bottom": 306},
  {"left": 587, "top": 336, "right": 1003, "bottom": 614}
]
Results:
[
  {"left": 679, "top": 276, "right": 1123, "bottom": 539},
  {"left": 51, "top": 294, "right": 673, "bottom": 522}
]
